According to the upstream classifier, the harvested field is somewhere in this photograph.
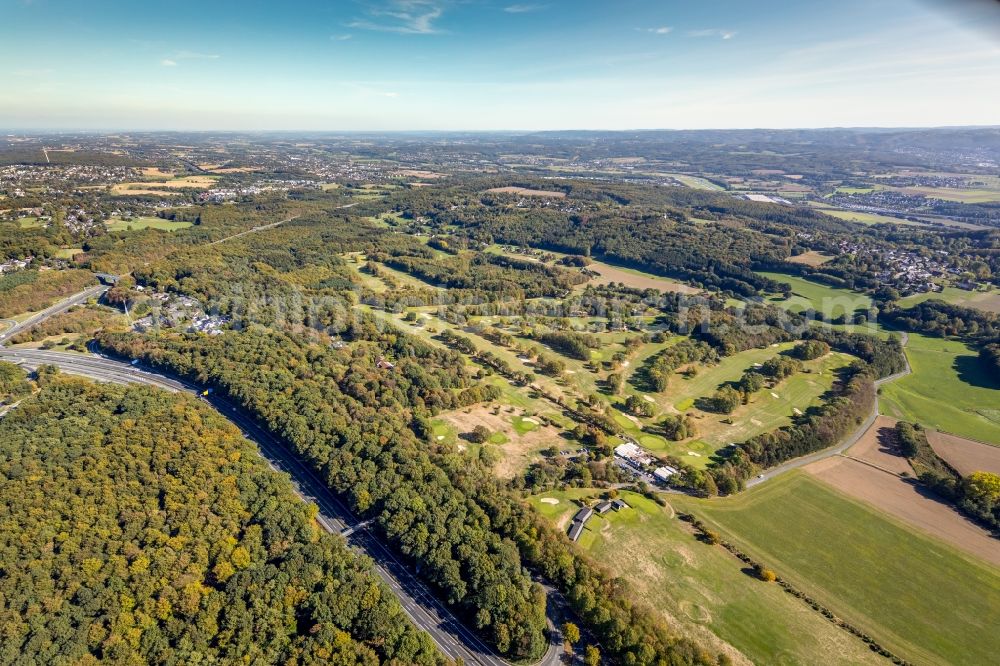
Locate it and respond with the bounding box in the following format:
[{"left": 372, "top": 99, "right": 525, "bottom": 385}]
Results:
[
  {"left": 485, "top": 186, "right": 566, "bottom": 198},
  {"left": 586, "top": 260, "right": 700, "bottom": 294},
  {"left": 806, "top": 457, "right": 1000, "bottom": 566},
  {"left": 397, "top": 169, "right": 447, "bottom": 179},
  {"left": 846, "top": 416, "right": 912, "bottom": 475},
  {"left": 927, "top": 430, "right": 1000, "bottom": 476},
  {"left": 139, "top": 167, "right": 174, "bottom": 178},
  {"left": 786, "top": 250, "right": 834, "bottom": 267},
  {"left": 110, "top": 175, "right": 219, "bottom": 195},
  {"left": 206, "top": 166, "right": 260, "bottom": 174}
]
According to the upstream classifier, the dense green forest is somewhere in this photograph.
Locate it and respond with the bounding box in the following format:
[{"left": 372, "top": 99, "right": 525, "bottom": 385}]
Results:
[
  {"left": 0, "top": 374, "right": 442, "bottom": 665},
  {"left": 95, "top": 324, "right": 722, "bottom": 665}
]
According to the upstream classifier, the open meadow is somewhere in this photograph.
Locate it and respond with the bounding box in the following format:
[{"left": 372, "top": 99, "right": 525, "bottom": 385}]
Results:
[
  {"left": 672, "top": 473, "right": 1000, "bottom": 666},
  {"left": 757, "top": 271, "right": 873, "bottom": 319},
  {"left": 879, "top": 333, "right": 1000, "bottom": 445},
  {"left": 785, "top": 250, "right": 834, "bottom": 267},
  {"left": 529, "top": 489, "right": 884, "bottom": 666},
  {"left": 896, "top": 285, "right": 1000, "bottom": 314},
  {"left": 106, "top": 217, "right": 193, "bottom": 232}
]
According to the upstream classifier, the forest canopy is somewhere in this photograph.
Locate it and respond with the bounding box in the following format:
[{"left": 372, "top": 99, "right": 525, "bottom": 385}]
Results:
[{"left": 0, "top": 377, "right": 441, "bottom": 665}]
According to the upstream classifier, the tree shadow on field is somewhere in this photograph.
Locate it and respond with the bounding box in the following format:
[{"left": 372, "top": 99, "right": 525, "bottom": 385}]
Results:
[{"left": 953, "top": 354, "right": 1000, "bottom": 390}]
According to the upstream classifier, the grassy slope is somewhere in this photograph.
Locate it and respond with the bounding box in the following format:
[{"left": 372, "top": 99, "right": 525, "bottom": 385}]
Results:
[
  {"left": 529, "top": 489, "right": 882, "bottom": 666},
  {"left": 756, "top": 271, "right": 873, "bottom": 318},
  {"left": 879, "top": 333, "right": 1000, "bottom": 445},
  {"left": 672, "top": 473, "right": 1000, "bottom": 666}
]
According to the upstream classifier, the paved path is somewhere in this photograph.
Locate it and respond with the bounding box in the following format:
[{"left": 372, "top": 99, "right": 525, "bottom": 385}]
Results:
[
  {"left": 748, "top": 332, "right": 911, "bottom": 487},
  {"left": 0, "top": 347, "right": 563, "bottom": 666}
]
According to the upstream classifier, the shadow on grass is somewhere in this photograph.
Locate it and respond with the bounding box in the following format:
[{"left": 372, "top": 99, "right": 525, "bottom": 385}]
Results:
[{"left": 953, "top": 354, "right": 1000, "bottom": 391}]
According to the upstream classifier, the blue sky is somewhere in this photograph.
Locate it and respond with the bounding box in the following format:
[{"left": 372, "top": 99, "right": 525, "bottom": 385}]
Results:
[{"left": 2, "top": 0, "right": 998, "bottom": 130}]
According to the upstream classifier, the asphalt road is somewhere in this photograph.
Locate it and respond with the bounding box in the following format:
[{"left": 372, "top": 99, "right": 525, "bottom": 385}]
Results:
[
  {"left": 0, "top": 284, "right": 109, "bottom": 344},
  {"left": 747, "top": 331, "right": 912, "bottom": 487},
  {"left": 0, "top": 347, "right": 563, "bottom": 666}
]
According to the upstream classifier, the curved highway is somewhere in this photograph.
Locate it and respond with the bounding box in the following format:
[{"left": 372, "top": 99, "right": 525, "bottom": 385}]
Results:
[
  {"left": 0, "top": 284, "right": 108, "bottom": 344},
  {"left": 0, "top": 346, "right": 564, "bottom": 666}
]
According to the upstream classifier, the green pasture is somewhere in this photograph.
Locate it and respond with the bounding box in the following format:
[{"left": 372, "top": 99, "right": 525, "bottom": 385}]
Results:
[
  {"left": 879, "top": 333, "right": 1000, "bottom": 444},
  {"left": 528, "top": 488, "right": 884, "bottom": 665}
]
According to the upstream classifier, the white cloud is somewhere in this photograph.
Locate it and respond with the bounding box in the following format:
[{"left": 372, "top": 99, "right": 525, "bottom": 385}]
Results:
[
  {"left": 160, "top": 59, "right": 177, "bottom": 67},
  {"left": 332, "top": 34, "right": 353, "bottom": 41},
  {"left": 504, "top": 4, "right": 547, "bottom": 13},
  {"left": 639, "top": 26, "right": 673, "bottom": 35},
  {"left": 348, "top": 1, "right": 444, "bottom": 35},
  {"left": 688, "top": 28, "right": 737, "bottom": 40}
]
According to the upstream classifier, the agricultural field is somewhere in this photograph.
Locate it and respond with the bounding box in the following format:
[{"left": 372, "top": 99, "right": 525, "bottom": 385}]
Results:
[
  {"left": 896, "top": 285, "right": 1000, "bottom": 314},
  {"left": 879, "top": 333, "right": 1000, "bottom": 445},
  {"left": 757, "top": 271, "right": 873, "bottom": 320},
  {"left": 626, "top": 343, "right": 851, "bottom": 466},
  {"left": 806, "top": 417, "right": 1000, "bottom": 566},
  {"left": 109, "top": 174, "right": 219, "bottom": 196},
  {"left": 673, "top": 473, "right": 1000, "bottom": 666},
  {"left": 106, "top": 216, "right": 193, "bottom": 232},
  {"left": 485, "top": 186, "right": 566, "bottom": 197},
  {"left": 897, "top": 185, "right": 1000, "bottom": 204},
  {"left": 529, "top": 489, "right": 883, "bottom": 666},
  {"left": 927, "top": 430, "right": 1000, "bottom": 476},
  {"left": 807, "top": 201, "right": 917, "bottom": 226},
  {"left": 668, "top": 174, "right": 725, "bottom": 191}
]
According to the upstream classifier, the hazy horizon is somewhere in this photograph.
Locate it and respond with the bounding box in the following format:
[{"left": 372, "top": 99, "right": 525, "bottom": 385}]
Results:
[
  {"left": 5, "top": 125, "right": 1000, "bottom": 136},
  {"left": 3, "top": 0, "right": 999, "bottom": 131}
]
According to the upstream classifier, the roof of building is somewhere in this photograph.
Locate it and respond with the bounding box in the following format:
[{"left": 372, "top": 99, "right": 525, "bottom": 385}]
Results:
[
  {"left": 567, "top": 522, "right": 584, "bottom": 542},
  {"left": 573, "top": 506, "right": 593, "bottom": 523},
  {"left": 595, "top": 501, "right": 613, "bottom": 513},
  {"left": 612, "top": 498, "right": 629, "bottom": 509},
  {"left": 614, "top": 442, "right": 642, "bottom": 458}
]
